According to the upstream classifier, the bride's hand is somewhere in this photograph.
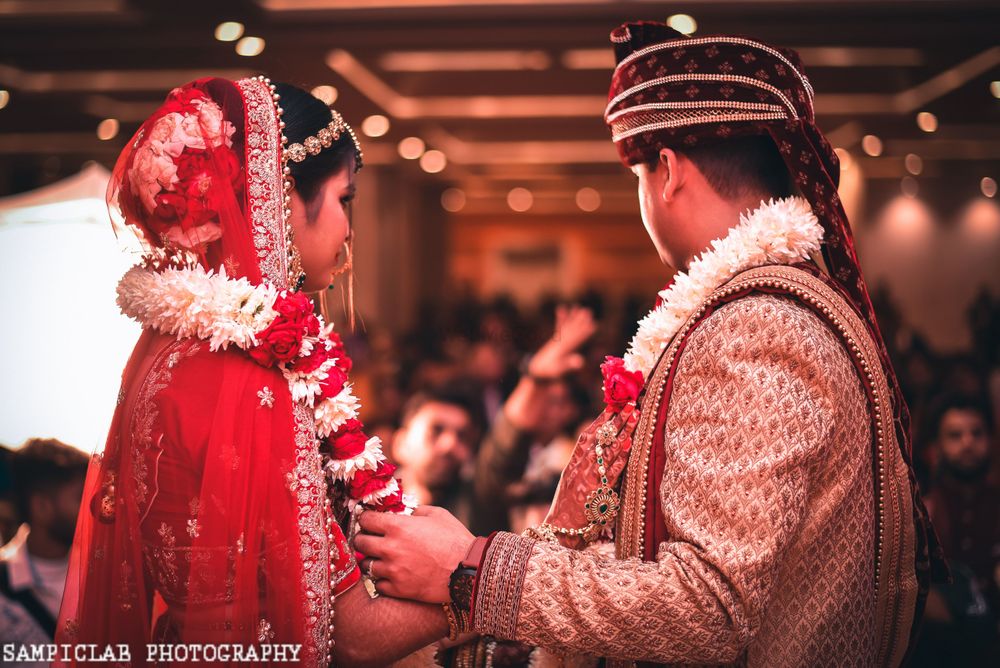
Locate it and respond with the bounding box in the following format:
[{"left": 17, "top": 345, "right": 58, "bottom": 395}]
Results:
[{"left": 542, "top": 405, "right": 638, "bottom": 549}]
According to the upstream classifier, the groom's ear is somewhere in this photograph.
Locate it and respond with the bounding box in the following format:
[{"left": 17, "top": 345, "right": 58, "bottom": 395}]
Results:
[{"left": 658, "top": 148, "right": 685, "bottom": 204}]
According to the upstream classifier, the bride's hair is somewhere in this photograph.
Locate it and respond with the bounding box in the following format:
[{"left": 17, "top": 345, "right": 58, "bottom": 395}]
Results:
[{"left": 273, "top": 82, "right": 357, "bottom": 205}]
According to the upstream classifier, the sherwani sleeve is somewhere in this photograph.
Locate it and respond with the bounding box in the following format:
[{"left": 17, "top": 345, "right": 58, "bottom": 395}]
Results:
[{"left": 471, "top": 295, "right": 858, "bottom": 664}]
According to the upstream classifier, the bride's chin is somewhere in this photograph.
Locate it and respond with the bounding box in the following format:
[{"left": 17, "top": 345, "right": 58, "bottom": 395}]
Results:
[{"left": 300, "top": 275, "right": 327, "bottom": 294}]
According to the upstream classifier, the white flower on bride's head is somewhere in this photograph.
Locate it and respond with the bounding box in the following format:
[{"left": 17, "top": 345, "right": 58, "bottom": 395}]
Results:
[
  {"left": 129, "top": 143, "right": 179, "bottom": 213},
  {"left": 192, "top": 98, "right": 236, "bottom": 149}
]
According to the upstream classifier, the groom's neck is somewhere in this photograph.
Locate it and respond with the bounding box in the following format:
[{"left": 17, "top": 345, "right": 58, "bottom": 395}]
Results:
[{"left": 670, "top": 191, "right": 770, "bottom": 271}]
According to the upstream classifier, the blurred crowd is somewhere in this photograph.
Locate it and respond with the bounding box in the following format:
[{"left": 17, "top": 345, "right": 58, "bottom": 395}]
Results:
[{"left": 2, "top": 282, "right": 998, "bottom": 663}]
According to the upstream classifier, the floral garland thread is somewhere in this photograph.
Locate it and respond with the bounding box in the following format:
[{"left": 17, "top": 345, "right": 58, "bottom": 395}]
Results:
[
  {"left": 117, "top": 263, "right": 407, "bottom": 512},
  {"left": 600, "top": 197, "right": 824, "bottom": 412}
]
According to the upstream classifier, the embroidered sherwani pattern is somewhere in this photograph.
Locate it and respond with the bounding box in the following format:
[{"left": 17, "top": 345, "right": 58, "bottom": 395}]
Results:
[{"left": 475, "top": 290, "right": 881, "bottom": 666}]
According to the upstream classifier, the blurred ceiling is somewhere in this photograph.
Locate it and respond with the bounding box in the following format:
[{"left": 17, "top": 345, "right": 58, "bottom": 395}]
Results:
[{"left": 1, "top": 0, "right": 998, "bottom": 215}]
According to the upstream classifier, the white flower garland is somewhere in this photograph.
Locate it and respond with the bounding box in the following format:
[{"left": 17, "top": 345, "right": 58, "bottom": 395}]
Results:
[
  {"left": 623, "top": 197, "right": 824, "bottom": 377},
  {"left": 117, "top": 264, "right": 388, "bottom": 485}
]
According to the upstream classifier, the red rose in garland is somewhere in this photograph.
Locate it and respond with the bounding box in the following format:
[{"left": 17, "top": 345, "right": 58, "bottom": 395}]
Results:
[
  {"left": 326, "top": 331, "right": 352, "bottom": 372},
  {"left": 292, "top": 343, "right": 332, "bottom": 375},
  {"left": 274, "top": 292, "right": 320, "bottom": 336},
  {"left": 319, "top": 365, "right": 349, "bottom": 399},
  {"left": 601, "top": 356, "right": 644, "bottom": 411},
  {"left": 371, "top": 485, "right": 406, "bottom": 513},
  {"left": 328, "top": 428, "right": 368, "bottom": 460},
  {"left": 347, "top": 460, "right": 397, "bottom": 501},
  {"left": 250, "top": 318, "right": 306, "bottom": 366}
]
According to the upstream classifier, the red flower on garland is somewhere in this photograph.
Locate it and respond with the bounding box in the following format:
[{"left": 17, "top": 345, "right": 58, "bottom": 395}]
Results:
[
  {"left": 275, "top": 291, "right": 314, "bottom": 322},
  {"left": 292, "top": 341, "right": 333, "bottom": 375},
  {"left": 326, "top": 331, "right": 352, "bottom": 372},
  {"left": 249, "top": 319, "right": 306, "bottom": 367},
  {"left": 601, "top": 356, "right": 644, "bottom": 411},
  {"left": 329, "top": 429, "right": 368, "bottom": 460},
  {"left": 319, "top": 365, "right": 349, "bottom": 399},
  {"left": 371, "top": 484, "right": 406, "bottom": 513},
  {"left": 249, "top": 293, "right": 323, "bottom": 367},
  {"left": 347, "top": 461, "right": 397, "bottom": 501}
]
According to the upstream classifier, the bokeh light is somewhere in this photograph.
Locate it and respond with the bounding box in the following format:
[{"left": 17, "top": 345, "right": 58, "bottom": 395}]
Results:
[
  {"left": 419, "top": 149, "right": 447, "bottom": 173},
  {"left": 361, "top": 114, "right": 390, "bottom": 138}
]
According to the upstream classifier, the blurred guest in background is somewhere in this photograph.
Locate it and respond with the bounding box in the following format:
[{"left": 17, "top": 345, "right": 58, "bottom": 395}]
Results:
[
  {"left": 0, "top": 444, "right": 17, "bottom": 545},
  {"left": 391, "top": 383, "right": 485, "bottom": 526},
  {"left": 1, "top": 438, "right": 87, "bottom": 647},
  {"left": 475, "top": 305, "right": 596, "bottom": 535},
  {"left": 916, "top": 392, "right": 1000, "bottom": 664}
]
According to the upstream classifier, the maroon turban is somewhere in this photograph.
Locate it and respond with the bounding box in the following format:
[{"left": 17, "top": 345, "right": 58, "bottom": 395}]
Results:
[{"left": 605, "top": 20, "right": 946, "bottom": 651}]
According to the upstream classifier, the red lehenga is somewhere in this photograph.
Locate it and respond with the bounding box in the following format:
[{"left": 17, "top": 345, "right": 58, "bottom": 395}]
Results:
[{"left": 54, "top": 78, "right": 378, "bottom": 667}]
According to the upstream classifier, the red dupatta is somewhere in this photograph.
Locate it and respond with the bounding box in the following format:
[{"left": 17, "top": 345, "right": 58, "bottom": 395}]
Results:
[{"left": 54, "top": 77, "right": 358, "bottom": 667}]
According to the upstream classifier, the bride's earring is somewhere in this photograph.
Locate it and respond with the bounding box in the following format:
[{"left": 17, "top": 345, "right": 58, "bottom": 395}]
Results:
[
  {"left": 328, "top": 240, "right": 352, "bottom": 282},
  {"left": 327, "top": 239, "right": 356, "bottom": 329}
]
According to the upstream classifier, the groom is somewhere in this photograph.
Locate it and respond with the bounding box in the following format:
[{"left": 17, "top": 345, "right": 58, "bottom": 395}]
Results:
[{"left": 356, "top": 22, "right": 945, "bottom": 666}]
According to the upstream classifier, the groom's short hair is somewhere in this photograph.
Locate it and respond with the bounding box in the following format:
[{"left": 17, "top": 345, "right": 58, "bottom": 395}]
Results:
[{"left": 648, "top": 135, "right": 794, "bottom": 202}]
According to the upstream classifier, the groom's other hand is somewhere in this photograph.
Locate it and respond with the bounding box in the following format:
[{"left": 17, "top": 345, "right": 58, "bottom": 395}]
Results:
[{"left": 356, "top": 506, "right": 475, "bottom": 603}]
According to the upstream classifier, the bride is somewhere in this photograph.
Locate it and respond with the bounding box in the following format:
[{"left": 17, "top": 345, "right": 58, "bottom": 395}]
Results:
[{"left": 54, "top": 77, "right": 446, "bottom": 666}]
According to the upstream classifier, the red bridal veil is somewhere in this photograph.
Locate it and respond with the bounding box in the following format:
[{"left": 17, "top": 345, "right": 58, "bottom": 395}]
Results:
[{"left": 54, "top": 77, "right": 357, "bottom": 667}]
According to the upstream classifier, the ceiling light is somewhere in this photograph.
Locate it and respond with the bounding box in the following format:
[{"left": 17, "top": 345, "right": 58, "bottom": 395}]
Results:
[
  {"left": 419, "top": 150, "right": 447, "bottom": 173},
  {"left": 214, "top": 22, "right": 244, "bottom": 42},
  {"left": 235, "top": 37, "right": 265, "bottom": 57},
  {"left": 507, "top": 187, "right": 533, "bottom": 212},
  {"left": 916, "top": 111, "right": 938, "bottom": 133},
  {"left": 398, "top": 137, "right": 425, "bottom": 160},
  {"left": 667, "top": 14, "right": 697, "bottom": 35},
  {"left": 97, "top": 118, "right": 119, "bottom": 141},
  {"left": 361, "top": 114, "right": 390, "bottom": 138},
  {"left": 575, "top": 187, "right": 601, "bottom": 212},
  {"left": 904, "top": 153, "right": 923, "bottom": 176},
  {"left": 833, "top": 147, "right": 852, "bottom": 172},
  {"left": 901, "top": 176, "right": 919, "bottom": 198},
  {"left": 310, "top": 85, "right": 338, "bottom": 105},
  {"left": 991, "top": 81, "right": 1000, "bottom": 99},
  {"left": 982, "top": 177, "right": 998, "bottom": 198},
  {"left": 0, "top": 90, "right": 9, "bottom": 110},
  {"left": 861, "top": 134, "right": 883, "bottom": 157},
  {"left": 441, "top": 188, "right": 466, "bottom": 212}
]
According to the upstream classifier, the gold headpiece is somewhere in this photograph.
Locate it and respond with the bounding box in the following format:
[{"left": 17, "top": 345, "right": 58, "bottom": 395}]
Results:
[{"left": 283, "top": 110, "right": 363, "bottom": 169}]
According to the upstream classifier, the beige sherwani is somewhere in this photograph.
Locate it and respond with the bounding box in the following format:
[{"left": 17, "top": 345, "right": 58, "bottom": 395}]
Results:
[{"left": 472, "top": 266, "right": 918, "bottom": 667}]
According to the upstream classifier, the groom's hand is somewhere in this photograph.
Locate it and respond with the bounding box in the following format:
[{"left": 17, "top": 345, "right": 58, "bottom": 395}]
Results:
[
  {"left": 544, "top": 405, "right": 637, "bottom": 548},
  {"left": 355, "top": 506, "right": 475, "bottom": 604}
]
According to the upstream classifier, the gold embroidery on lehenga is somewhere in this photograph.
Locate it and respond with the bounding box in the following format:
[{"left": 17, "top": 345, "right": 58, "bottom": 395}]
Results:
[
  {"left": 290, "top": 400, "right": 334, "bottom": 666},
  {"left": 129, "top": 338, "right": 202, "bottom": 522},
  {"left": 235, "top": 77, "right": 287, "bottom": 289},
  {"left": 156, "top": 522, "right": 179, "bottom": 588},
  {"left": 187, "top": 497, "right": 201, "bottom": 539},
  {"left": 117, "top": 562, "right": 136, "bottom": 612},
  {"left": 258, "top": 618, "right": 276, "bottom": 643},
  {"left": 258, "top": 385, "right": 275, "bottom": 408}
]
